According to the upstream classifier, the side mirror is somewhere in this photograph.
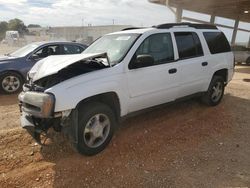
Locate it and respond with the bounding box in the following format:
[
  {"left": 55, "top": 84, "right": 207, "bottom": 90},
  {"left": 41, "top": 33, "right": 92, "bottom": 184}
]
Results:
[
  {"left": 29, "top": 54, "right": 40, "bottom": 61},
  {"left": 134, "top": 54, "right": 154, "bottom": 68}
]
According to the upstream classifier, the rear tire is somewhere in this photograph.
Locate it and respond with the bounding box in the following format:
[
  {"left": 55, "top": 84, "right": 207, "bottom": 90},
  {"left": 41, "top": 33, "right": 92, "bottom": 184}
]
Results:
[
  {"left": 76, "top": 102, "right": 116, "bottom": 156},
  {"left": 0, "top": 72, "right": 23, "bottom": 94},
  {"left": 201, "top": 76, "right": 225, "bottom": 106}
]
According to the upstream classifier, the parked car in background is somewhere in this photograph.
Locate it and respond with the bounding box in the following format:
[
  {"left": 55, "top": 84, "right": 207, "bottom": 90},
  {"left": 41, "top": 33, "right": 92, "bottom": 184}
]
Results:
[
  {"left": 5, "top": 30, "right": 19, "bottom": 46},
  {"left": 231, "top": 45, "right": 250, "bottom": 64},
  {"left": 0, "top": 41, "right": 87, "bottom": 94}
]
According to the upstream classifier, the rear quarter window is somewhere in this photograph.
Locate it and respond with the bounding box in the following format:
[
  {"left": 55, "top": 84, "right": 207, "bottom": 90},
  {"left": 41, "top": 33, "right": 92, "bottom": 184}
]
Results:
[{"left": 203, "top": 32, "right": 231, "bottom": 54}]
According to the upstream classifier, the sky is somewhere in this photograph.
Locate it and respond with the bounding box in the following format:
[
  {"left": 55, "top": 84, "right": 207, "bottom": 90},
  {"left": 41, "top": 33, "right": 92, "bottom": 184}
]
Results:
[
  {"left": 0, "top": 0, "right": 175, "bottom": 26},
  {"left": 0, "top": 0, "right": 249, "bottom": 44}
]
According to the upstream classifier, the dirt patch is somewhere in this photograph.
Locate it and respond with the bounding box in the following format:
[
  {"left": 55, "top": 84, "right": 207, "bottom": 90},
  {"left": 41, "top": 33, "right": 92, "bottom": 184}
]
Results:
[
  {"left": 0, "top": 66, "right": 250, "bottom": 187},
  {"left": 0, "top": 94, "right": 19, "bottom": 130}
]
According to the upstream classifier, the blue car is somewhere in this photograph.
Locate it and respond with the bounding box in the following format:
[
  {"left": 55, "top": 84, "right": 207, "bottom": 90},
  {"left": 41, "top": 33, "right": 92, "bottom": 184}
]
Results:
[{"left": 0, "top": 41, "right": 87, "bottom": 94}]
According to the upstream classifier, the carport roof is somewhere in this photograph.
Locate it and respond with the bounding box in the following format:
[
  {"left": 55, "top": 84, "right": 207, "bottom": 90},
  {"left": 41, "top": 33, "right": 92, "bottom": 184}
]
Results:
[{"left": 150, "top": 0, "right": 250, "bottom": 23}]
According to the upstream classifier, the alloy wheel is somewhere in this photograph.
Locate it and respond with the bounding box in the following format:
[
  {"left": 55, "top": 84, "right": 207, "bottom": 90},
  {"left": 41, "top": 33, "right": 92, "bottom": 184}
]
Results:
[
  {"left": 1, "top": 76, "right": 20, "bottom": 93},
  {"left": 83, "top": 113, "right": 111, "bottom": 148}
]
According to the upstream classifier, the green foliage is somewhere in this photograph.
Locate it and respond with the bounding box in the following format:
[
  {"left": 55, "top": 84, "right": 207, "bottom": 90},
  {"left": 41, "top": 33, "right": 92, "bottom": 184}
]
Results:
[
  {"left": 27, "top": 24, "right": 41, "bottom": 28},
  {"left": 0, "top": 21, "right": 8, "bottom": 40},
  {"left": 0, "top": 21, "right": 8, "bottom": 32},
  {"left": 8, "top": 18, "right": 28, "bottom": 35}
]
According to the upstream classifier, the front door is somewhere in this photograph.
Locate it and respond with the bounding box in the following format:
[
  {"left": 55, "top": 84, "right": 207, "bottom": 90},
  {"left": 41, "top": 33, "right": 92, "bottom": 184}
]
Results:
[{"left": 126, "top": 33, "right": 181, "bottom": 113}]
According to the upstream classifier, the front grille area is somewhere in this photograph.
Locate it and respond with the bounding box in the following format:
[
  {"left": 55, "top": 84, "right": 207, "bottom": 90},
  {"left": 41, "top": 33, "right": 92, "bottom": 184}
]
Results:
[{"left": 23, "top": 83, "right": 45, "bottom": 92}]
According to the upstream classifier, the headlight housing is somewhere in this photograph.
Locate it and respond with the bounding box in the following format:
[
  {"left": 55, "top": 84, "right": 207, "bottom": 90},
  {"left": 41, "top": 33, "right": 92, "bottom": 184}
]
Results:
[{"left": 18, "top": 92, "right": 55, "bottom": 118}]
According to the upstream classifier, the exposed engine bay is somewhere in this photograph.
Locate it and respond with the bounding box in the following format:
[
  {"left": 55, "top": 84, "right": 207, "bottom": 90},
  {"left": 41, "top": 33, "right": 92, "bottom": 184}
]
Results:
[
  {"left": 26, "top": 53, "right": 110, "bottom": 90},
  {"left": 34, "top": 58, "right": 108, "bottom": 89}
]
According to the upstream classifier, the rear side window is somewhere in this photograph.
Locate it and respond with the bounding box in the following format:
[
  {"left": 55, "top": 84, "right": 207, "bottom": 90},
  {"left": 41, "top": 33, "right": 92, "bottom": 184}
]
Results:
[
  {"left": 203, "top": 32, "right": 231, "bottom": 54},
  {"left": 63, "top": 44, "right": 84, "bottom": 54},
  {"left": 174, "top": 32, "right": 203, "bottom": 59}
]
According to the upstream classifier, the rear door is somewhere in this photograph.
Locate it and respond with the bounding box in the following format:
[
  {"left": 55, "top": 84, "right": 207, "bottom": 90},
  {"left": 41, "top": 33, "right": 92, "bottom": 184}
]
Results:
[{"left": 173, "top": 32, "right": 207, "bottom": 97}]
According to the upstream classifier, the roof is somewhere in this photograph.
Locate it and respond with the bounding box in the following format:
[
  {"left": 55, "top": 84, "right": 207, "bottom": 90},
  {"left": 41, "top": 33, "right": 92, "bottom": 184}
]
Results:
[
  {"left": 109, "top": 28, "right": 155, "bottom": 35},
  {"left": 150, "top": 0, "right": 250, "bottom": 23},
  {"left": 31, "top": 41, "right": 86, "bottom": 46},
  {"left": 109, "top": 23, "right": 219, "bottom": 35},
  {"left": 153, "top": 23, "right": 217, "bottom": 29}
]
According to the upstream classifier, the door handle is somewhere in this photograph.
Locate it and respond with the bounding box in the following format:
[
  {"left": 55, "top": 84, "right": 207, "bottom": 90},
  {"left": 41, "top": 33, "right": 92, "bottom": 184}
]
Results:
[
  {"left": 202, "top": 62, "right": 208, "bottom": 66},
  {"left": 169, "top": 68, "right": 177, "bottom": 74}
]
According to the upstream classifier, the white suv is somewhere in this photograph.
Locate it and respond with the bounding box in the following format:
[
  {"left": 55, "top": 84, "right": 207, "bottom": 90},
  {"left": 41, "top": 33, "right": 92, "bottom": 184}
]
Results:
[{"left": 19, "top": 23, "right": 234, "bottom": 155}]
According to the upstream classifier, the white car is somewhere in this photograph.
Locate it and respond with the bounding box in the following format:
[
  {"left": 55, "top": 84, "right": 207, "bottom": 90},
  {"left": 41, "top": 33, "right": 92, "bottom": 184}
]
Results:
[
  {"left": 232, "top": 45, "right": 250, "bottom": 64},
  {"left": 19, "top": 23, "right": 234, "bottom": 156}
]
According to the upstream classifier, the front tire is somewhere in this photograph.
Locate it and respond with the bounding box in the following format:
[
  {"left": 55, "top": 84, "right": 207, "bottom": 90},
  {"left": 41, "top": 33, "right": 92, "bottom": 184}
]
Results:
[
  {"left": 201, "top": 76, "right": 225, "bottom": 106},
  {"left": 0, "top": 72, "right": 23, "bottom": 94},
  {"left": 76, "top": 102, "right": 116, "bottom": 156}
]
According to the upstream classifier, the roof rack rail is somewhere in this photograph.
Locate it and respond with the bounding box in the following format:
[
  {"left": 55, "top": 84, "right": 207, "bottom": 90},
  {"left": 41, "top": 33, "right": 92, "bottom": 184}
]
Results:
[
  {"left": 122, "top": 27, "right": 145, "bottom": 31},
  {"left": 153, "top": 22, "right": 217, "bottom": 30}
]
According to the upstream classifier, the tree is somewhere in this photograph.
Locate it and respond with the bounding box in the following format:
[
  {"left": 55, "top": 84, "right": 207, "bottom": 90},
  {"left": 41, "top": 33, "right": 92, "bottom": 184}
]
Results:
[
  {"left": 8, "top": 18, "right": 28, "bottom": 36},
  {"left": 0, "top": 21, "right": 8, "bottom": 40},
  {"left": 0, "top": 21, "right": 8, "bottom": 32},
  {"left": 27, "top": 24, "right": 41, "bottom": 28}
]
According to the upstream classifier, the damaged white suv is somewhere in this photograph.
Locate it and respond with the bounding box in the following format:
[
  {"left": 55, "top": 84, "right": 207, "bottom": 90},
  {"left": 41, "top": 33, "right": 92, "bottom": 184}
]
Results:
[{"left": 19, "top": 23, "right": 234, "bottom": 156}]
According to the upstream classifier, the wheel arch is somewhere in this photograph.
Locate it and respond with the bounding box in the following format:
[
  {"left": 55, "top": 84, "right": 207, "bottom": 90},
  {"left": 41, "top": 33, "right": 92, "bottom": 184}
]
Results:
[
  {"left": 0, "top": 70, "right": 25, "bottom": 82},
  {"left": 76, "top": 92, "right": 121, "bottom": 121},
  {"left": 213, "top": 69, "right": 228, "bottom": 83}
]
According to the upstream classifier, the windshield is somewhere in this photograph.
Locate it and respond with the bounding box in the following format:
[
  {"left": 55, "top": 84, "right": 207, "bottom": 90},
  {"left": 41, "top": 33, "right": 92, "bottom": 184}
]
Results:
[
  {"left": 10, "top": 43, "right": 39, "bottom": 57},
  {"left": 83, "top": 33, "right": 140, "bottom": 64}
]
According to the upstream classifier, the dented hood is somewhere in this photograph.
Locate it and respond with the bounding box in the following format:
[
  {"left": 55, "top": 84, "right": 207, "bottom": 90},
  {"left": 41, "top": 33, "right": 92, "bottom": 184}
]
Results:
[{"left": 29, "top": 53, "right": 108, "bottom": 81}]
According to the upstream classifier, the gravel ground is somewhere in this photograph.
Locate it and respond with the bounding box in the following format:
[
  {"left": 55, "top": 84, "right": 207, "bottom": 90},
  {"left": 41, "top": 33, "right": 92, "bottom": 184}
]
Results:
[{"left": 0, "top": 65, "right": 250, "bottom": 188}]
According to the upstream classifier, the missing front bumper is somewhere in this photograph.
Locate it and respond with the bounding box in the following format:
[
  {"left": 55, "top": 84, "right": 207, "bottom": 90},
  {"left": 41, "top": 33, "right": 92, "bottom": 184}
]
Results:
[{"left": 20, "top": 112, "right": 44, "bottom": 144}]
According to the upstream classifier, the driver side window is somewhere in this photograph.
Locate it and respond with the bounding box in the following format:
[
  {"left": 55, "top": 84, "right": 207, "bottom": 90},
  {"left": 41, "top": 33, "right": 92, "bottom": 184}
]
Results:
[
  {"left": 33, "top": 45, "right": 60, "bottom": 59},
  {"left": 129, "top": 33, "right": 174, "bottom": 69}
]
